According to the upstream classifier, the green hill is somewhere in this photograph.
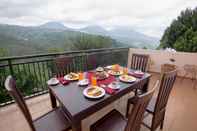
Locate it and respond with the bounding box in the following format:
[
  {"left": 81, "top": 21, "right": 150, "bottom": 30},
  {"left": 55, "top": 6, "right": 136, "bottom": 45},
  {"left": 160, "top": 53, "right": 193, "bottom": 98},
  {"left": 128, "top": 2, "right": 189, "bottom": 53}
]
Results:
[{"left": 0, "top": 24, "right": 123, "bottom": 56}]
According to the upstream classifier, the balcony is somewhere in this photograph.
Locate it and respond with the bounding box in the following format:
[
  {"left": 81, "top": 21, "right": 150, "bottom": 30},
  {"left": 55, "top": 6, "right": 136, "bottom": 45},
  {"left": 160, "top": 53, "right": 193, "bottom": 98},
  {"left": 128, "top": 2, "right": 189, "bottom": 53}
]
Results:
[{"left": 0, "top": 48, "right": 197, "bottom": 131}]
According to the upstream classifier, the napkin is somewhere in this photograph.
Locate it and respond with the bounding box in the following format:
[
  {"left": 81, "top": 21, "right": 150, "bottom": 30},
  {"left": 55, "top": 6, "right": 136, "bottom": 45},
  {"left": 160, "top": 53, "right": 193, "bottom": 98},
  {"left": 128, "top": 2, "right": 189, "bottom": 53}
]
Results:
[
  {"left": 104, "top": 87, "right": 118, "bottom": 95},
  {"left": 128, "top": 72, "right": 144, "bottom": 78},
  {"left": 57, "top": 77, "right": 69, "bottom": 85},
  {"left": 100, "top": 84, "right": 119, "bottom": 95}
]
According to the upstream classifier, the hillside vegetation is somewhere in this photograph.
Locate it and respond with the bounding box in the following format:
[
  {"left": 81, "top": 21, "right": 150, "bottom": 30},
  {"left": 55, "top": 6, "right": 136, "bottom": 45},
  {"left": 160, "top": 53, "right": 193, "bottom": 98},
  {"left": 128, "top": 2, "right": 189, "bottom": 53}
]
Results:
[
  {"left": 79, "top": 25, "right": 159, "bottom": 49},
  {"left": 160, "top": 7, "right": 197, "bottom": 52},
  {"left": 0, "top": 24, "right": 122, "bottom": 56}
]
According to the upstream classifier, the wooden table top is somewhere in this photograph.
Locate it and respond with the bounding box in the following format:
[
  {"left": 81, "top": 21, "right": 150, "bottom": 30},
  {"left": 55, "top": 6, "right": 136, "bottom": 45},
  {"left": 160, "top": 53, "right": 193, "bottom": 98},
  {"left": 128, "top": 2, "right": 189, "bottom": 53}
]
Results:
[{"left": 49, "top": 72, "right": 151, "bottom": 122}]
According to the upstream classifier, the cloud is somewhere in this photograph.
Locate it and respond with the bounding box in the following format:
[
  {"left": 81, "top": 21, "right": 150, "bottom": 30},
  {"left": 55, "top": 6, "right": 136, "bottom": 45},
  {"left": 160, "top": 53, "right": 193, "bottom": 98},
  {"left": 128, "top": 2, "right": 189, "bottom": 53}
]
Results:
[
  {"left": 0, "top": 0, "right": 47, "bottom": 18},
  {"left": 0, "top": 0, "right": 196, "bottom": 37}
]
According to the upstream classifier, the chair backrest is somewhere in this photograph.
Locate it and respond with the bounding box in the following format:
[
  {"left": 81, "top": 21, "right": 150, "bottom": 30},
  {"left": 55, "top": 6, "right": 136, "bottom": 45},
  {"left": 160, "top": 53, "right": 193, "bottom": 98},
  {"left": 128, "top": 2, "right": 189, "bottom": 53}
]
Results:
[
  {"left": 161, "top": 64, "right": 176, "bottom": 73},
  {"left": 53, "top": 56, "right": 73, "bottom": 77},
  {"left": 125, "top": 80, "right": 159, "bottom": 131},
  {"left": 183, "top": 64, "right": 197, "bottom": 73},
  {"left": 154, "top": 69, "right": 177, "bottom": 113},
  {"left": 4, "top": 76, "right": 35, "bottom": 131},
  {"left": 87, "top": 53, "right": 99, "bottom": 70},
  {"left": 130, "top": 53, "right": 149, "bottom": 72}
]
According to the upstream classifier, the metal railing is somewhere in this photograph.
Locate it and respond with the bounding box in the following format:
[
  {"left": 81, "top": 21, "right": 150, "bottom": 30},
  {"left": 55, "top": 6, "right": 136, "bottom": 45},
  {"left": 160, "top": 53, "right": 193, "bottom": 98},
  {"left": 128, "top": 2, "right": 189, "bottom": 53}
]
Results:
[{"left": 0, "top": 47, "right": 129, "bottom": 106}]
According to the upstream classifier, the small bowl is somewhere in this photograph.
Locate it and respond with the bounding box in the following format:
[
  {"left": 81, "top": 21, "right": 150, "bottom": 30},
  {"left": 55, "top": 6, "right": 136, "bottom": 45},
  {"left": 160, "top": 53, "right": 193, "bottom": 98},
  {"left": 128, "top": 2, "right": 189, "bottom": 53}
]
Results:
[
  {"left": 47, "top": 78, "right": 59, "bottom": 86},
  {"left": 96, "top": 67, "right": 104, "bottom": 72},
  {"left": 108, "top": 82, "right": 120, "bottom": 90},
  {"left": 78, "top": 79, "right": 89, "bottom": 86}
]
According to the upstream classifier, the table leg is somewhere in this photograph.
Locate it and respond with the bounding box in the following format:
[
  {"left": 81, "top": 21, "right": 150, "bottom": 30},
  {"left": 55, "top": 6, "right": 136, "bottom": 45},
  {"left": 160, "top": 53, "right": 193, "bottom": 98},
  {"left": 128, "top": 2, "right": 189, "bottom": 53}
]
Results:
[
  {"left": 142, "top": 78, "right": 150, "bottom": 93},
  {"left": 49, "top": 88, "right": 57, "bottom": 108},
  {"left": 72, "top": 121, "right": 82, "bottom": 131}
]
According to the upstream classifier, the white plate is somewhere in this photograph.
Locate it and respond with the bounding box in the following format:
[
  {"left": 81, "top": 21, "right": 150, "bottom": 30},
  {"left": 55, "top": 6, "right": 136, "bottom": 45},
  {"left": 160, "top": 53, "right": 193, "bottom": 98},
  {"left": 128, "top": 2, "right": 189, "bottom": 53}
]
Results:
[
  {"left": 83, "top": 87, "right": 105, "bottom": 99},
  {"left": 64, "top": 73, "right": 79, "bottom": 81},
  {"left": 108, "top": 82, "right": 120, "bottom": 90},
  {"left": 78, "top": 79, "right": 89, "bottom": 86},
  {"left": 47, "top": 78, "right": 59, "bottom": 86},
  {"left": 108, "top": 70, "right": 123, "bottom": 76},
  {"left": 96, "top": 72, "right": 109, "bottom": 80},
  {"left": 119, "top": 75, "right": 137, "bottom": 83},
  {"left": 105, "top": 65, "right": 113, "bottom": 69},
  {"left": 134, "top": 70, "right": 144, "bottom": 75}
]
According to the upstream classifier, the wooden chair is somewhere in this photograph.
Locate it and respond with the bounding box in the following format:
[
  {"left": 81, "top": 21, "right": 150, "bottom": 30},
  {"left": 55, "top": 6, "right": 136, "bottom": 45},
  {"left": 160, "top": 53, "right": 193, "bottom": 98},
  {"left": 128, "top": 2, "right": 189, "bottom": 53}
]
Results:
[
  {"left": 161, "top": 64, "right": 177, "bottom": 73},
  {"left": 87, "top": 53, "right": 99, "bottom": 70},
  {"left": 181, "top": 64, "right": 197, "bottom": 88},
  {"left": 4, "top": 75, "right": 71, "bottom": 131},
  {"left": 142, "top": 69, "right": 177, "bottom": 131},
  {"left": 126, "top": 79, "right": 155, "bottom": 117},
  {"left": 130, "top": 53, "right": 149, "bottom": 72},
  {"left": 90, "top": 80, "right": 158, "bottom": 131},
  {"left": 53, "top": 56, "right": 73, "bottom": 77},
  {"left": 130, "top": 53, "right": 149, "bottom": 95}
]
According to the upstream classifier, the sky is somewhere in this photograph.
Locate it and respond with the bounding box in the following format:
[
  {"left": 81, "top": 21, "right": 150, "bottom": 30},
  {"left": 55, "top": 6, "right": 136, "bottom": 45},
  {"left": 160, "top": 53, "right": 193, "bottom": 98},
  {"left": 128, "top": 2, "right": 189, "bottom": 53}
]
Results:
[{"left": 0, "top": 0, "right": 197, "bottom": 38}]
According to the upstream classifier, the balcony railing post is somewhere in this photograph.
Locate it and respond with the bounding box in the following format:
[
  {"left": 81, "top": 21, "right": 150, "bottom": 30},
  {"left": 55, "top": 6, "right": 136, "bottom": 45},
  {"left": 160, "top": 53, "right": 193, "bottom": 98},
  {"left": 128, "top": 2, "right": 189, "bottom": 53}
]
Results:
[{"left": 8, "top": 59, "right": 14, "bottom": 76}]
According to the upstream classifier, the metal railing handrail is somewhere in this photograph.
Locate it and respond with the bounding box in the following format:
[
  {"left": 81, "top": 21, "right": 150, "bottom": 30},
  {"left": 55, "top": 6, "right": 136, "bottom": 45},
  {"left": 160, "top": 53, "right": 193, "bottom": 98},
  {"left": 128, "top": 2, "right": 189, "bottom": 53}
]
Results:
[{"left": 0, "top": 47, "right": 129, "bottom": 61}]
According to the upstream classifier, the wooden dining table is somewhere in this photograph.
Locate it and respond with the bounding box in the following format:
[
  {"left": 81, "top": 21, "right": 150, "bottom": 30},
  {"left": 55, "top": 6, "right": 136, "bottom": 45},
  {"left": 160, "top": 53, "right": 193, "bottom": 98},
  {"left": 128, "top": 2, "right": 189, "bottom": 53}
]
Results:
[{"left": 49, "top": 69, "right": 151, "bottom": 131}]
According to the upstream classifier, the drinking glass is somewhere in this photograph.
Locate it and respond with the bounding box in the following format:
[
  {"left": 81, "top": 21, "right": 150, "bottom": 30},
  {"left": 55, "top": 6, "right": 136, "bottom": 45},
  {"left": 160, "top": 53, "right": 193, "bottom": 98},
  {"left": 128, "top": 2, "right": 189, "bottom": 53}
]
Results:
[
  {"left": 114, "top": 64, "right": 119, "bottom": 71},
  {"left": 91, "top": 76, "right": 97, "bottom": 86},
  {"left": 79, "top": 72, "right": 84, "bottom": 80},
  {"left": 123, "top": 68, "right": 128, "bottom": 75}
]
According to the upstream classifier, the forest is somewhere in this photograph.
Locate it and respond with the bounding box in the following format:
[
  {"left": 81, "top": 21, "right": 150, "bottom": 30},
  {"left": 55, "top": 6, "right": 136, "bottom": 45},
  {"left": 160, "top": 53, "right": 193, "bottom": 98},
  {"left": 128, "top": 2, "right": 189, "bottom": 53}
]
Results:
[{"left": 160, "top": 7, "right": 197, "bottom": 52}]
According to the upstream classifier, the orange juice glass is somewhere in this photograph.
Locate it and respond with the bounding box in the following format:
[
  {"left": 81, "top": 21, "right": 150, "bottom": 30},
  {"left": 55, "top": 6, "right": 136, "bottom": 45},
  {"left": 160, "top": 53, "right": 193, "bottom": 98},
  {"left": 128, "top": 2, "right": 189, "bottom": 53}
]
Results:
[
  {"left": 112, "top": 65, "right": 115, "bottom": 70},
  {"left": 79, "top": 72, "right": 84, "bottom": 80},
  {"left": 123, "top": 68, "right": 128, "bottom": 75},
  {"left": 91, "top": 76, "right": 97, "bottom": 87},
  {"left": 114, "top": 64, "right": 119, "bottom": 71}
]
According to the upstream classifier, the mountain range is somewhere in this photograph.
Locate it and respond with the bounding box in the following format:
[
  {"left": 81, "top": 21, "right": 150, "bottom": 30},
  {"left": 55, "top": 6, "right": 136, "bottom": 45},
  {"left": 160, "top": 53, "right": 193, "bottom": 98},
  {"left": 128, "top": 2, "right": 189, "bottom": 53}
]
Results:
[
  {"left": 39, "top": 22, "right": 71, "bottom": 30},
  {"left": 0, "top": 21, "right": 160, "bottom": 56},
  {"left": 40, "top": 22, "right": 160, "bottom": 49},
  {"left": 0, "top": 23, "right": 122, "bottom": 56}
]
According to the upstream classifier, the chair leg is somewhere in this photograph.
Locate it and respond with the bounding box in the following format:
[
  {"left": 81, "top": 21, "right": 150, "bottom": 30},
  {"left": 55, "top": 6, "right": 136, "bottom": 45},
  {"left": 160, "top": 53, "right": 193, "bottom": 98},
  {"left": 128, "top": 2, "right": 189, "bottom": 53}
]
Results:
[
  {"left": 150, "top": 117, "right": 156, "bottom": 131},
  {"left": 126, "top": 96, "right": 138, "bottom": 118},
  {"left": 194, "top": 80, "right": 197, "bottom": 90},
  {"left": 150, "top": 126, "right": 155, "bottom": 131},
  {"left": 181, "top": 72, "right": 188, "bottom": 84},
  {"left": 160, "top": 112, "right": 165, "bottom": 130},
  {"left": 160, "top": 120, "right": 164, "bottom": 129},
  {"left": 126, "top": 99, "right": 131, "bottom": 118},
  {"left": 192, "top": 73, "right": 197, "bottom": 89}
]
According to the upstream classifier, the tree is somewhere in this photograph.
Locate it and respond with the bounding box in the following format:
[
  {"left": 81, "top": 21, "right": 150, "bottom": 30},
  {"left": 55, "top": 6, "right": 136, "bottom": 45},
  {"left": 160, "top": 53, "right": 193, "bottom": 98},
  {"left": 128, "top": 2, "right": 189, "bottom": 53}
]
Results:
[
  {"left": 70, "top": 33, "right": 113, "bottom": 50},
  {"left": 47, "top": 47, "right": 64, "bottom": 53},
  {"left": 160, "top": 7, "right": 197, "bottom": 52},
  {"left": 0, "top": 48, "right": 8, "bottom": 57},
  {"left": 174, "top": 28, "right": 197, "bottom": 52}
]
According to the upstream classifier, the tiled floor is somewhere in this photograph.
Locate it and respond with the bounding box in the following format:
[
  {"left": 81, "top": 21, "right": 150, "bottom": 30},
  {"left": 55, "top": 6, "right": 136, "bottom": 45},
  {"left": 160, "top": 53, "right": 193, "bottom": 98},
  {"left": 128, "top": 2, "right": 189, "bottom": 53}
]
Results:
[{"left": 0, "top": 73, "right": 197, "bottom": 131}]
